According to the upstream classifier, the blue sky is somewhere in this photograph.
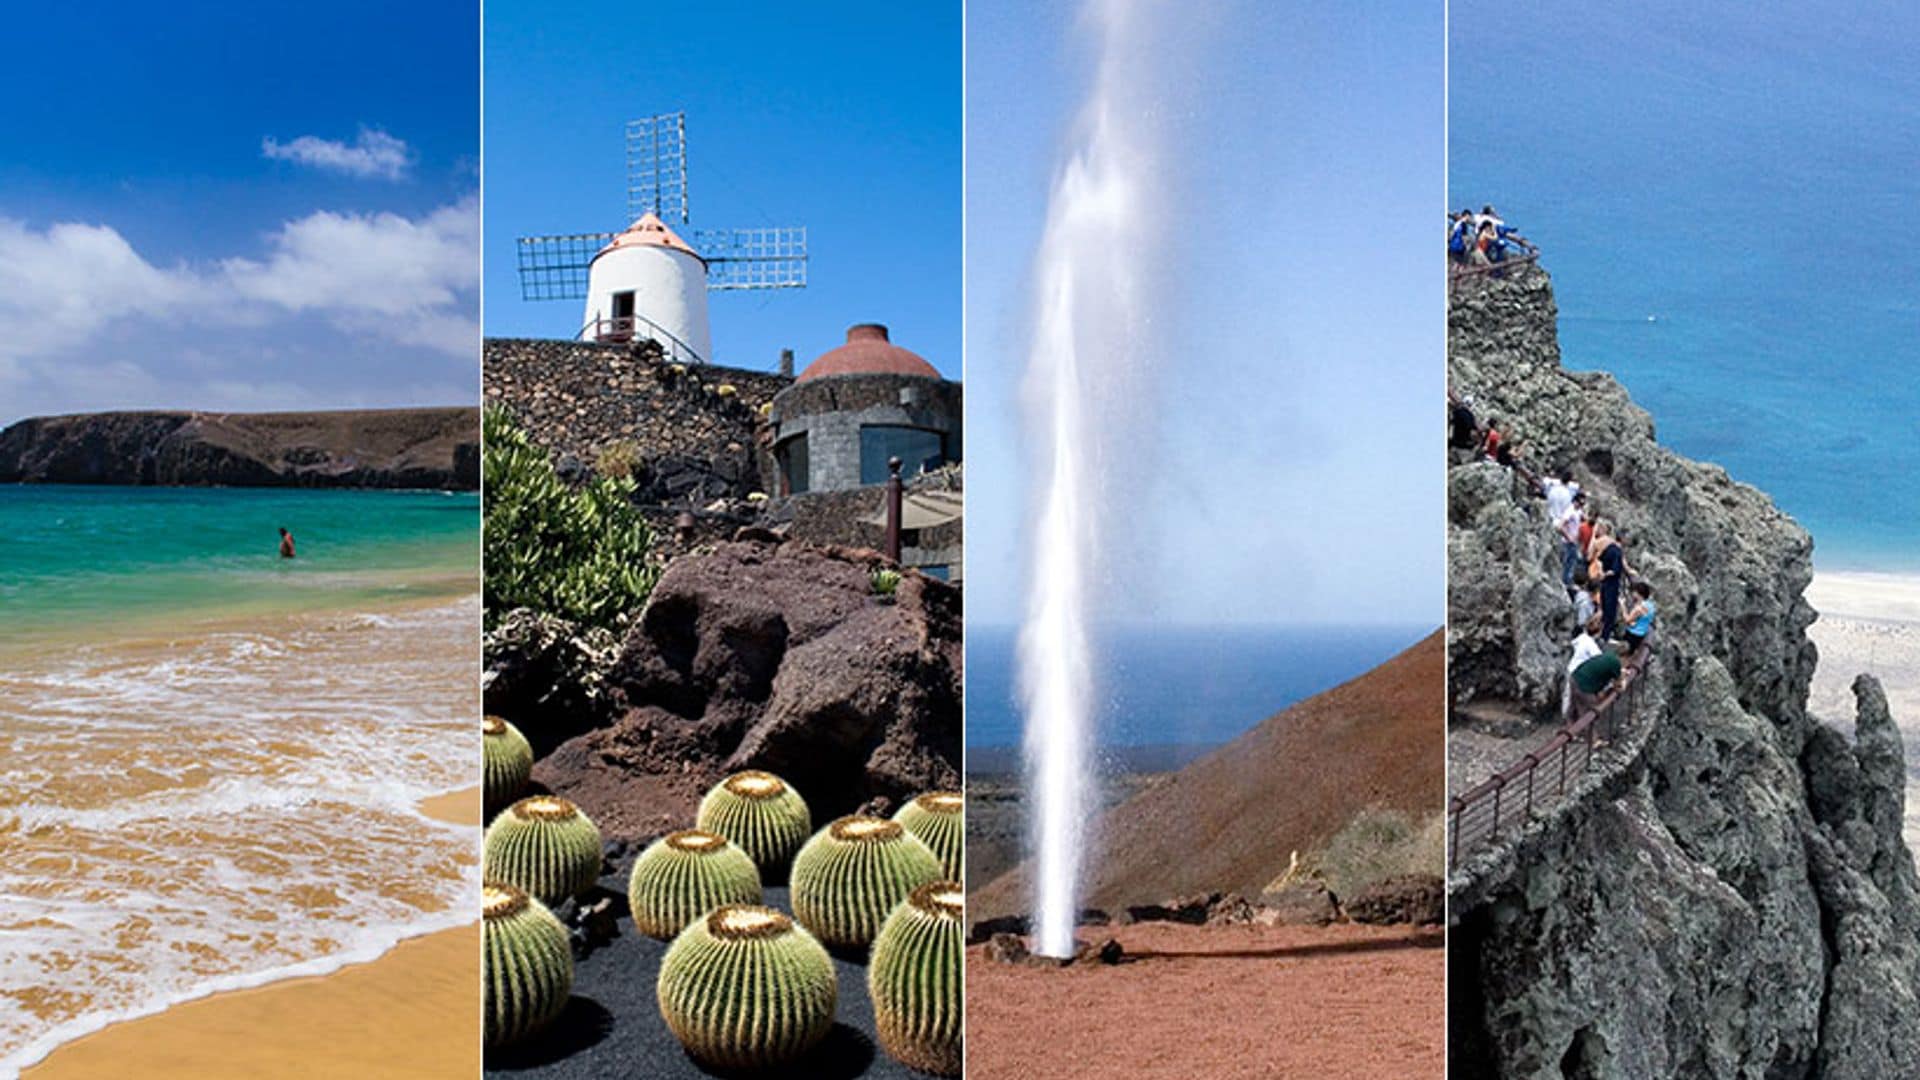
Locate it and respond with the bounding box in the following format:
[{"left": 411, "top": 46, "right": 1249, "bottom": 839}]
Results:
[
  {"left": 483, "top": 1, "right": 961, "bottom": 378},
  {"left": 965, "top": 0, "right": 1445, "bottom": 627},
  {"left": 0, "top": 1, "right": 478, "bottom": 425}
]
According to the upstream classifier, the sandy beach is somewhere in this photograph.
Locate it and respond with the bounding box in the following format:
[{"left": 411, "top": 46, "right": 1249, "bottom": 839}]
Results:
[
  {"left": 17, "top": 784, "right": 481, "bottom": 1079},
  {"left": 1806, "top": 572, "right": 1920, "bottom": 849}
]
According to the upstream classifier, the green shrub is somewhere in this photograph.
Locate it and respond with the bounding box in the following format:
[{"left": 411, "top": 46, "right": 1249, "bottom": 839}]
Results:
[
  {"left": 871, "top": 568, "right": 902, "bottom": 597},
  {"left": 483, "top": 406, "right": 659, "bottom": 630},
  {"left": 1286, "top": 807, "right": 1445, "bottom": 898}
]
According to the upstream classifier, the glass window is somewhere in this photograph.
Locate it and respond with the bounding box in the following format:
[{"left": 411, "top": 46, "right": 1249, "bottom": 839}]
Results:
[
  {"left": 778, "top": 433, "right": 809, "bottom": 494},
  {"left": 860, "top": 425, "right": 945, "bottom": 485}
]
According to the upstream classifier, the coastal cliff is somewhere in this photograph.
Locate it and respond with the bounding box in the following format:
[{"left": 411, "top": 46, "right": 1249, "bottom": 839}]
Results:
[
  {"left": 1448, "top": 266, "right": 1920, "bottom": 1077},
  {"left": 0, "top": 408, "right": 479, "bottom": 490}
]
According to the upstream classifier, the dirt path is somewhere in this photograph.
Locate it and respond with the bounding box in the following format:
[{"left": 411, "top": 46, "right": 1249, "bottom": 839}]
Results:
[{"left": 965, "top": 921, "right": 1444, "bottom": 1079}]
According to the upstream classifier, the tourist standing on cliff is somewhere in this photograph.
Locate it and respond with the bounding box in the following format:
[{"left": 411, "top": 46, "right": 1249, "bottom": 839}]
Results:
[
  {"left": 278, "top": 527, "right": 296, "bottom": 559},
  {"left": 1563, "top": 615, "right": 1605, "bottom": 718},
  {"left": 1590, "top": 524, "right": 1629, "bottom": 638},
  {"left": 1481, "top": 419, "right": 1503, "bottom": 462},
  {"left": 1622, "top": 582, "right": 1658, "bottom": 652},
  {"left": 1548, "top": 479, "right": 1584, "bottom": 588}
]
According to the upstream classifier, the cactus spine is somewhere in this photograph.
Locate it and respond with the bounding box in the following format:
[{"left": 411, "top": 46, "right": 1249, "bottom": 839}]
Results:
[
  {"left": 656, "top": 904, "right": 837, "bottom": 1069},
  {"left": 483, "top": 882, "right": 573, "bottom": 1049},
  {"left": 626, "top": 829, "right": 764, "bottom": 939},
  {"left": 483, "top": 715, "right": 534, "bottom": 817},
  {"left": 790, "top": 816, "right": 943, "bottom": 949},
  {"left": 894, "top": 791, "right": 964, "bottom": 880},
  {"left": 483, "top": 795, "right": 604, "bottom": 906},
  {"left": 869, "top": 881, "right": 964, "bottom": 1076},
  {"left": 695, "top": 770, "right": 812, "bottom": 879}
]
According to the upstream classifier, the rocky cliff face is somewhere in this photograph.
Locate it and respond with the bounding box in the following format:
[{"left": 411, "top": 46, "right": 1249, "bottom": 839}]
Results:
[
  {"left": 0, "top": 407, "right": 478, "bottom": 489},
  {"left": 1449, "top": 266, "right": 1920, "bottom": 1078}
]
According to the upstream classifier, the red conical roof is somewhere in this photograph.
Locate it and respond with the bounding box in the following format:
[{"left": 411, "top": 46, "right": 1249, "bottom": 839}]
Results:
[
  {"left": 596, "top": 212, "right": 703, "bottom": 262},
  {"left": 797, "top": 324, "right": 940, "bottom": 382}
]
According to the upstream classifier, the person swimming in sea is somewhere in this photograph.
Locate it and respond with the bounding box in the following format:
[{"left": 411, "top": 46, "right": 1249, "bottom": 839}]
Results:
[{"left": 278, "top": 527, "right": 296, "bottom": 559}]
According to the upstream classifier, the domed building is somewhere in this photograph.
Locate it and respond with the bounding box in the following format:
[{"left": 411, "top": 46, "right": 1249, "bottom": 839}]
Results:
[{"left": 769, "top": 324, "right": 961, "bottom": 495}]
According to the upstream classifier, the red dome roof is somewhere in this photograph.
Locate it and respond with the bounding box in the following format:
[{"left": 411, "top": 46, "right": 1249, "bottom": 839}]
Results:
[{"left": 796, "top": 324, "right": 940, "bottom": 382}]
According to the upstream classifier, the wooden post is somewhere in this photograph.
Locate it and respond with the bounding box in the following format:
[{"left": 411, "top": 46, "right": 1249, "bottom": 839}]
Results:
[{"left": 884, "top": 456, "right": 903, "bottom": 562}]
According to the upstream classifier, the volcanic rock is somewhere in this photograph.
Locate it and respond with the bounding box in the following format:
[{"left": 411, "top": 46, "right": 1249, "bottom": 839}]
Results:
[
  {"left": 1258, "top": 882, "right": 1341, "bottom": 927},
  {"left": 482, "top": 609, "right": 622, "bottom": 756},
  {"left": 534, "top": 536, "right": 961, "bottom": 840},
  {"left": 1446, "top": 264, "right": 1920, "bottom": 1077},
  {"left": 0, "top": 407, "right": 478, "bottom": 488},
  {"left": 1344, "top": 874, "right": 1443, "bottom": 926},
  {"left": 984, "top": 933, "right": 1029, "bottom": 965}
]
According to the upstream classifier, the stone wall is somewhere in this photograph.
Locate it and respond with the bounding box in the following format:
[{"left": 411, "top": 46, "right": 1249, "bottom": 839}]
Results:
[
  {"left": 770, "top": 372, "right": 962, "bottom": 493},
  {"left": 484, "top": 337, "right": 791, "bottom": 504}
]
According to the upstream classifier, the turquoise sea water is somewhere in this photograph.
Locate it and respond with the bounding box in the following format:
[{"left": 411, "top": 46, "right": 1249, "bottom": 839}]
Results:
[
  {"left": 0, "top": 486, "right": 480, "bottom": 648},
  {"left": 1451, "top": 1, "right": 1920, "bottom": 572}
]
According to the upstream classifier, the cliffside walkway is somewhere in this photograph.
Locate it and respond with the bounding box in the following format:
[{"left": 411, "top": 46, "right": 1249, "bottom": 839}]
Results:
[{"left": 1447, "top": 648, "right": 1650, "bottom": 872}]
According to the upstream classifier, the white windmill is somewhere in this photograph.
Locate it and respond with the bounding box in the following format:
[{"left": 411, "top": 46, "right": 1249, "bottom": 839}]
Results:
[{"left": 515, "top": 112, "right": 807, "bottom": 363}]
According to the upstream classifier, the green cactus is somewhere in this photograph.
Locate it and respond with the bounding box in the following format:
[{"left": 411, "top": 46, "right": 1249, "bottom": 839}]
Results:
[
  {"left": 790, "top": 816, "right": 943, "bottom": 949},
  {"left": 695, "top": 771, "right": 812, "bottom": 879},
  {"left": 893, "top": 791, "right": 964, "bottom": 880},
  {"left": 871, "top": 568, "right": 902, "bottom": 596},
  {"left": 483, "top": 881, "right": 574, "bottom": 1049},
  {"left": 656, "top": 904, "right": 837, "bottom": 1069},
  {"left": 482, "top": 715, "right": 534, "bottom": 817},
  {"left": 626, "top": 829, "right": 764, "bottom": 939},
  {"left": 483, "top": 795, "right": 604, "bottom": 906},
  {"left": 869, "top": 881, "right": 964, "bottom": 1076}
]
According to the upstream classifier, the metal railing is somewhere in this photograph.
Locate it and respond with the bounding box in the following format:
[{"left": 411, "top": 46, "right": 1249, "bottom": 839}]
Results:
[
  {"left": 1448, "top": 238, "right": 1540, "bottom": 290},
  {"left": 577, "top": 313, "right": 706, "bottom": 365},
  {"left": 1447, "top": 648, "right": 1650, "bottom": 872}
]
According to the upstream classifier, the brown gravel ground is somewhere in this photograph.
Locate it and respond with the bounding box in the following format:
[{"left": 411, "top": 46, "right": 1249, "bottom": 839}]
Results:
[{"left": 965, "top": 921, "right": 1444, "bottom": 1079}]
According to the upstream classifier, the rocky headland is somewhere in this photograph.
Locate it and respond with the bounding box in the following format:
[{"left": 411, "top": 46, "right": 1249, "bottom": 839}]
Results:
[
  {"left": 1447, "top": 264, "right": 1920, "bottom": 1078},
  {"left": 0, "top": 407, "right": 478, "bottom": 489}
]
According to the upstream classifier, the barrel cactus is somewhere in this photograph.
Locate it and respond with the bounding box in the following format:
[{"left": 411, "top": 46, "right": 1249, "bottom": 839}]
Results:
[
  {"left": 657, "top": 904, "right": 837, "bottom": 1069},
  {"left": 790, "top": 815, "right": 943, "bottom": 948},
  {"left": 627, "top": 829, "right": 764, "bottom": 939},
  {"left": 893, "top": 791, "right": 964, "bottom": 880},
  {"left": 483, "top": 881, "right": 573, "bottom": 1049},
  {"left": 695, "top": 770, "right": 811, "bottom": 879},
  {"left": 483, "top": 795, "right": 604, "bottom": 905},
  {"left": 483, "top": 715, "right": 533, "bottom": 816},
  {"left": 869, "top": 880, "right": 964, "bottom": 1075}
]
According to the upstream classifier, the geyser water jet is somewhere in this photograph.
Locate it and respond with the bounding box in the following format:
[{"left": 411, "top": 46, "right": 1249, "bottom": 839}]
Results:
[{"left": 1018, "top": 0, "right": 1160, "bottom": 960}]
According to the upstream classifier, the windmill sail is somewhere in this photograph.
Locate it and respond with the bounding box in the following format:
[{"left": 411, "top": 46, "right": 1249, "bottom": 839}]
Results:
[
  {"left": 696, "top": 227, "right": 809, "bottom": 290},
  {"left": 626, "top": 113, "right": 688, "bottom": 225},
  {"left": 514, "top": 232, "right": 615, "bottom": 301}
]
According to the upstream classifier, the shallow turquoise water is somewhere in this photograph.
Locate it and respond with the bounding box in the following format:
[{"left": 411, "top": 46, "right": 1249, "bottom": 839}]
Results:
[
  {"left": 0, "top": 485, "right": 479, "bottom": 646},
  {"left": 1451, "top": 0, "right": 1920, "bottom": 572}
]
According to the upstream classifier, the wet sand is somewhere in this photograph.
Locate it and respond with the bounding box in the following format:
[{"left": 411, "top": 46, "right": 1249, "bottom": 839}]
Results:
[
  {"left": 24, "top": 923, "right": 478, "bottom": 1079},
  {"left": 1806, "top": 572, "right": 1920, "bottom": 850},
  {"left": 966, "top": 921, "right": 1445, "bottom": 1079},
  {"left": 420, "top": 785, "right": 483, "bottom": 827}
]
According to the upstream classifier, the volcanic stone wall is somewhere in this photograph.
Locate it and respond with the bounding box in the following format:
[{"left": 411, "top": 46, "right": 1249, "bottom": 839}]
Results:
[
  {"left": 484, "top": 337, "right": 791, "bottom": 504},
  {"left": 770, "top": 372, "right": 963, "bottom": 493}
]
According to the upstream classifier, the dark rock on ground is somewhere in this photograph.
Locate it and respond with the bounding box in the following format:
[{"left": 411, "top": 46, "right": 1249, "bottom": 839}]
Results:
[
  {"left": 0, "top": 407, "right": 478, "bottom": 488},
  {"left": 1344, "top": 875, "right": 1443, "bottom": 926},
  {"left": 967, "top": 915, "right": 1031, "bottom": 946},
  {"left": 1257, "top": 882, "right": 1341, "bottom": 927},
  {"left": 533, "top": 536, "right": 961, "bottom": 841},
  {"left": 482, "top": 609, "right": 621, "bottom": 757},
  {"left": 984, "top": 933, "right": 1028, "bottom": 965}
]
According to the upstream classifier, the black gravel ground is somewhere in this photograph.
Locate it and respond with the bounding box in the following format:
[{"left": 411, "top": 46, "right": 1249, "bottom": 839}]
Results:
[{"left": 484, "top": 862, "right": 939, "bottom": 1080}]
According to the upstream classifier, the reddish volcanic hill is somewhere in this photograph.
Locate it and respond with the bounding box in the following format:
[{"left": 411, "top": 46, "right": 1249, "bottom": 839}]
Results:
[{"left": 971, "top": 630, "right": 1443, "bottom": 922}]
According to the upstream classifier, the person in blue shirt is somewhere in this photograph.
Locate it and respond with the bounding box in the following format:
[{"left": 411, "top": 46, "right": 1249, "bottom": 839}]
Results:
[{"left": 1622, "top": 581, "right": 1657, "bottom": 651}]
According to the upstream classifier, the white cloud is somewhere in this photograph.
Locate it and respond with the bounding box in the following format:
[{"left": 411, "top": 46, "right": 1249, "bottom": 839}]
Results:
[
  {"left": 225, "top": 198, "right": 477, "bottom": 323},
  {"left": 0, "top": 196, "right": 478, "bottom": 422},
  {"left": 261, "top": 127, "right": 413, "bottom": 180}
]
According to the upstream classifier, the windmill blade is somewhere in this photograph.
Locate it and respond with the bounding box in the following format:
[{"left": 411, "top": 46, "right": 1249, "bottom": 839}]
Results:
[
  {"left": 515, "top": 232, "right": 615, "bottom": 301},
  {"left": 626, "top": 112, "right": 688, "bottom": 225},
  {"left": 695, "top": 227, "right": 808, "bottom": 290}
]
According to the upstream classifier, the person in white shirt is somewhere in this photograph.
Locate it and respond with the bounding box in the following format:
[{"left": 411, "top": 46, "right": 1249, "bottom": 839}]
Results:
[
  {"left": 1554, "top": 490, "right": 1586, "bottom": 590},
  {"left": 1564, "top": 616, "right": 1604, "bottom": 719},
  {"left": 1543, "top": 469, "right": 1580, "bottom": 522}
]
